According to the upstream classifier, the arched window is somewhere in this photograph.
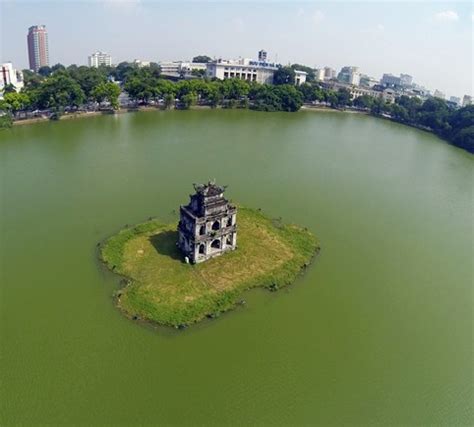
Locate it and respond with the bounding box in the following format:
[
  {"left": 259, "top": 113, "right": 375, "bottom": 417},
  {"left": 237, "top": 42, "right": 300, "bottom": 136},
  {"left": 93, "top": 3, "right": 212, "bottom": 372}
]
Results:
[
  {"left": 227, "top": 216, "right": 233, "bottom": 227},
  {"left": 212, "top": 220, "right": 220, "bottom": 231},
  {"left": 199, "top": 225, "right": 206, "bottom": 235},
  {"left": 199, "top": 244, "right": 205, "bottom": 254},
  {"left": 211, "top": 239, "right": 221, "bottom": 249},
  {"left": 226, "top": 235, "right": 233, "bottom": 245}
]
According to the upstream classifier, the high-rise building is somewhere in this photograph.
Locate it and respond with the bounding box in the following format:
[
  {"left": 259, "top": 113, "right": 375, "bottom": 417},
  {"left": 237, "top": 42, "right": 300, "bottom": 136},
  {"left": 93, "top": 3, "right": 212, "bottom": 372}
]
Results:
[
  {"left": 88, "top": 51, "right": 112, "bottom": 67},
  {"left": 27, "top": 25, "right": 49, "bottom": 72},
  {"left": 323, "top": 67, "right": 336, "bottom": 80},
  {"left": 258, "top": 49, "right": 267, "bottom": 62},
  {"left": 462, "top": 95, "right": 472, "bottom": 107},
  {"left": 338, "top": 66, "right": 360, "bottom": 86},
  {"left": 400, "top": 74, "right": 413, "bottom": 87}
]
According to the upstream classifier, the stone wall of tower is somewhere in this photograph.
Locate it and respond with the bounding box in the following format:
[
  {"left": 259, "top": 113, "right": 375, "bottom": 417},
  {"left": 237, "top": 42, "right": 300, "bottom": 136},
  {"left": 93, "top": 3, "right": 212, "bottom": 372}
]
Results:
[{"left": 178, "top": 184, "right": 237, "bottom": 264}]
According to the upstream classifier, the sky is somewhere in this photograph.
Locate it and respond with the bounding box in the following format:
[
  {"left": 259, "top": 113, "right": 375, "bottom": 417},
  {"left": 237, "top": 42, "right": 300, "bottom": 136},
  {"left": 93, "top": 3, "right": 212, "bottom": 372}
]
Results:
[{"left": 1, "top": 0, "right": 472, "bottom": 99}]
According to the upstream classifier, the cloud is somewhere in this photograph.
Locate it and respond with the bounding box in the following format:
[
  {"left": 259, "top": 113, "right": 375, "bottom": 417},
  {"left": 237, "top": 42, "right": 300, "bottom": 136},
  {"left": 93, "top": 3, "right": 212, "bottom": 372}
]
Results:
[
  {"left": 312, "top": 10, "right": 324, "bottom": 24},
  {"left": 433, "top": 10, "right": 459, "bottom": 22}
]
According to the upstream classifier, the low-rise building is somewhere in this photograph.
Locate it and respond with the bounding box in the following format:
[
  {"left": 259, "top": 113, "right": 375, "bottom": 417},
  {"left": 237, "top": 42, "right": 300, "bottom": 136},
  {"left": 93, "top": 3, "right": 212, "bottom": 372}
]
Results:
[
  {"left": 433, "top": 89, "right": 445, "bottom": 100},
  {"left": 0, "top": 62, "right": 24, "bottom": 95},
  {"left": 360, "top": 74, "right": 379, "bottom": 88},
  {"left": 159, "top": 61, "right": 207, "bottom": 78},
  {"left": 206, "top": 58, "right": 277, "bottom": 84},
  {"left": 449, "top": 96, "right": 460, "bottom": 106},
  {"left": 133, "top": 59, "right": 151, "bottom": 68},
  {"left": 206, "top": 58, "right": 306, "bottom": 85},
  {"left": 381, "top": 73, "right": 401, "bottom": 87}
]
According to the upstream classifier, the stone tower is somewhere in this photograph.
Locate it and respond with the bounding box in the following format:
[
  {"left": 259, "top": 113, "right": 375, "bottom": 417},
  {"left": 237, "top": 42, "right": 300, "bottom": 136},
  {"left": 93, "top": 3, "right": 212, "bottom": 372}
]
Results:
[{"left": 178, "top": 182, "right": 237, "bottom": 264}]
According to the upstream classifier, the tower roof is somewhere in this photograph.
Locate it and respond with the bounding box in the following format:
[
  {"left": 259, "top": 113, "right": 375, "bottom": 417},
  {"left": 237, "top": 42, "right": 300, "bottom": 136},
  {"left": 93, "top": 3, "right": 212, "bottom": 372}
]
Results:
[{"left": 193, "top": 181, "right": 227, "bottom": 197}]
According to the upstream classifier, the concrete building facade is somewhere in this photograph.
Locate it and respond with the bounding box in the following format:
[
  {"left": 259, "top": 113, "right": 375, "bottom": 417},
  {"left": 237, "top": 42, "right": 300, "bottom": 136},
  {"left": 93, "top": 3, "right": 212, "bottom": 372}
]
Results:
[
  {"left": 462, "top": 95, "right": 472, "bottom": 107},
  {"left": 88, "top": 51, "right": 112, "bottom": 68},
  {"left": 206, "top": 58, "right": 277, "bottom": 84},
  {"left": 0, "top": 62, "right": 24, "bottom": 94},
  {"left": 338, "top": 66, "right": 360, "bottom": 86},
  {"left": 27, "top": 25, "right": 49, "bottom": 72},
  {"left": 178, "top": 182, "right": 237, "bottom": 264}
]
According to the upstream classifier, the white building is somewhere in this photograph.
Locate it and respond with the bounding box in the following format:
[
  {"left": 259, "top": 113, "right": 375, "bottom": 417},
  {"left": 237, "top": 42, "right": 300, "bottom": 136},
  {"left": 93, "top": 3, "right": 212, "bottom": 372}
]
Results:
[
  {"left": 88, "top": 51, "right": 112, "bottom": 68},
  {"left": 206, "top": 58, "right": 277, "bottom": 84},
  {"left": 433, "top": 89, "right": 445, "bottom": 100},
  {"left": 159, "top": 61, "right": 207, "bottom": 77},
  {"left": 133, "top": 59, "right": 151, "bottom": 68},
  {"left": 338, "top": 66, "right": 360, "bottom": 86},
  {"left": 314, "top": 68, "right": 325, "bottom": 81},
  {"left": 449, "top": 96, "right": 460, "bottom": 106},
  {"left": 0, "top": 62, "right": 24, "bottom": 95},
  {"left": 294, "top": 70, "right": 307, "bottom": 85},
  {"left": 205, "top": 58, "right": 306, "bottom": 85}
]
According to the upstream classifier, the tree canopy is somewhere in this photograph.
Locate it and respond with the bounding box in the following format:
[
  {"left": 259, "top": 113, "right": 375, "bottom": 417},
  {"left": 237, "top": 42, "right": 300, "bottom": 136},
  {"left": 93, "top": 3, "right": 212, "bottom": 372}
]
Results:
[{"left": 192, "top": 55, "right": 212, "bottom": 63}]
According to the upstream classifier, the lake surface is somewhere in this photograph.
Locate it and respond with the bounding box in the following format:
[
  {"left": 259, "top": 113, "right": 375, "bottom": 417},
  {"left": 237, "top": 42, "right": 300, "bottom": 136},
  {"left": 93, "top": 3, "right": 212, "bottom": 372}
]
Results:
[{"left": 1, "top": 109, "right": 472, "bottom": 426}]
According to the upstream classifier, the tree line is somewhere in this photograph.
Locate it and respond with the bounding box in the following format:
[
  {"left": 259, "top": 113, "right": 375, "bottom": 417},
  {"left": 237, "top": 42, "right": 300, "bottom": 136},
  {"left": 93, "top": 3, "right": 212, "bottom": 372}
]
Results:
[{"left": 0, "top": 62, "right": 472, "bottom": 152}]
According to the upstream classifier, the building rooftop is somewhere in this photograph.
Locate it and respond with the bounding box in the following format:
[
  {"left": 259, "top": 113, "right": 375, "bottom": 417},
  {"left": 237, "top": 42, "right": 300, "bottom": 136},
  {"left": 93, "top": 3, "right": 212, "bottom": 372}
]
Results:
[{"left": 193, "top": 181, "right": 227, "bottom": 197}]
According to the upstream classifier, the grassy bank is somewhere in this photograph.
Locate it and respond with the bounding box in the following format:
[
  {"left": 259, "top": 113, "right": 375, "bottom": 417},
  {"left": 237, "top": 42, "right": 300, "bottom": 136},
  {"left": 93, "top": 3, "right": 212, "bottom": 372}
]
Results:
[{"left": 100, "top": 207, "right": 319, "bottom": 327}]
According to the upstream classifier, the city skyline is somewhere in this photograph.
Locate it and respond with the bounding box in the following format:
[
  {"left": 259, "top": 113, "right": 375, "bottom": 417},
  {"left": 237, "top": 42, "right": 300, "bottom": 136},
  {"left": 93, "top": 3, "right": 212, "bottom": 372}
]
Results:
[{"left": 0, "top": 1, "right": 472, "bottom": 98}]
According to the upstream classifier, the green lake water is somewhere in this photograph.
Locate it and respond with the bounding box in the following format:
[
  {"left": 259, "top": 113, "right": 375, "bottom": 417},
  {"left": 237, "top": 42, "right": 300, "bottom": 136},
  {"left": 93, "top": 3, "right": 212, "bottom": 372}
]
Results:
[{"left": 0, "top": 109, "right": 472, "bottom": 426}]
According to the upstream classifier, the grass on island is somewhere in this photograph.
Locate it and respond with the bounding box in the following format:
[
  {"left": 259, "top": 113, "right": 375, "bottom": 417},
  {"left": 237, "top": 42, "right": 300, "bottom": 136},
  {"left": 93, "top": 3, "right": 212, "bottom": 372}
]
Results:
[{"left": 100, "top": 207, "right": 319, "bottom": 327}]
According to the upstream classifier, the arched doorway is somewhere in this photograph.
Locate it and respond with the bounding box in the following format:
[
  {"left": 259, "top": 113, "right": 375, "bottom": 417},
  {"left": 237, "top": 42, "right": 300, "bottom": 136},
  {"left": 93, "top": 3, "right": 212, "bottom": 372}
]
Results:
[
  {"left": 212, "top": 220, "right": 220, "bottom": 231},
  {"left": 199, "top": 244, "right": 205, "bottom": 254},
  {"left": 199, "top": 225, "right": 206, "bottom": 235},
  {"left": 211, "top": 239, "right": 221, "bottom": 250}
]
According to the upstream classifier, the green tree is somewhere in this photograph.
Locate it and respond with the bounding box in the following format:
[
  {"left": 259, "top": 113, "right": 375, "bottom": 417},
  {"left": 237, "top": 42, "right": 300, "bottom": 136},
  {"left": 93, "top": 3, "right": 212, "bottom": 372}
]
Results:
[
  {"left": 0, "top": 112, "right": 13, "bottom": 129},
  {"left": 51, "top": 63, "right": 66, "bottom": 73},
  {"left": 192, "top": 55, "right": 212, "bottom": 63},
  {"left": 3, "top": 92, "right": 31, "bottom": 115},
  {"left": 37, "top": 73, "right": 85, "bottom": 113},
  {"left": 163, "top": 93, "right": 175, "bottom": 109},
  {"left": 275, "top": 85, "right": 303, "bottom": 112},
  {"left": 335, "top": 88, "right": 352, "bottom": 108},
  {"left": 180, "top": 92, "right": 197, "bottom": 109},
  {"left": 22, "top": 69, "right": 44, "bottom": 89},
  {"left": 92, "top": 82, "right": 121, "bottom": 109},
  {"left": 353, "top": 95, "right": 374, "bottom": 109},
  {"left": 68, "top": 66, "right": 107, "bottom": 100},
  {"left": 273, "top": 66, "right": 296, "bottom": 85},
  {"left": 3, "top": 84, "right": 17, "bottom": 95},
  {"left": 112, "top": 62, "right": 138, "bottom": 82},
  {"left": 38, "top": 66, "right": 52, "bottom": 77}
]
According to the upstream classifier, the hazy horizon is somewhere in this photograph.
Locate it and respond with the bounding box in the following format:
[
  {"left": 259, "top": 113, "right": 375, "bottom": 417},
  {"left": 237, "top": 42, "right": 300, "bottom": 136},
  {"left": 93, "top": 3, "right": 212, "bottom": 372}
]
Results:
[{"left": 1, "top": 0, "right": 472, "bottom": 99}]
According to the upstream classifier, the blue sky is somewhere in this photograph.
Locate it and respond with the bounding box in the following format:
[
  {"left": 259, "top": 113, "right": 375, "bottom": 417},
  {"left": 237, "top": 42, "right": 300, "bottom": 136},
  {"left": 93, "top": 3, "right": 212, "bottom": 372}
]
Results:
[{"left": 1, "top": 0, "right": 472, "bottom": 98}]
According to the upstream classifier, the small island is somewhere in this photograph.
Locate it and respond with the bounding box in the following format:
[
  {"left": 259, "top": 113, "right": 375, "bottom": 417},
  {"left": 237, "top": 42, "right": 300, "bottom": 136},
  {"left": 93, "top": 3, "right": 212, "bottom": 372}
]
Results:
[{"left": 100, "top": 182, "right": 319, "bottom": 327}]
